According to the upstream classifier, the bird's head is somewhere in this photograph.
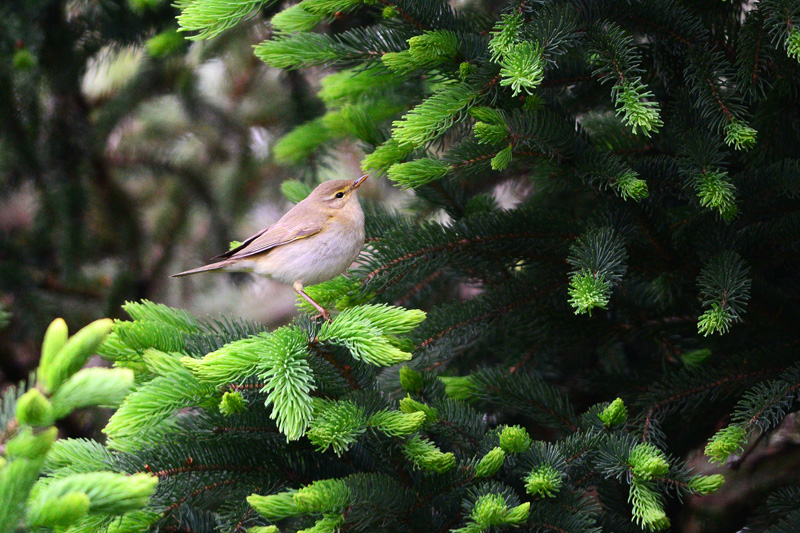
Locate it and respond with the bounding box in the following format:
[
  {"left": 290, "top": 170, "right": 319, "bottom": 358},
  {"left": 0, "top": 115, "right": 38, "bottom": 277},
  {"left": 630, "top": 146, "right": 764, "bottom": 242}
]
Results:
[{"left": 308, "top": 175, "right": 369, "bottom": 210}]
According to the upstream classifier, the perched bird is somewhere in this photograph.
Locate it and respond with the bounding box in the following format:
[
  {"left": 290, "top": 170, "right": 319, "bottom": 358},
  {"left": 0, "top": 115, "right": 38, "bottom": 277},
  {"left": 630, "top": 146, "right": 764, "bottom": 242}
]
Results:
[{"left": 172, "top": 175, "right": 369, "bottom": 321}]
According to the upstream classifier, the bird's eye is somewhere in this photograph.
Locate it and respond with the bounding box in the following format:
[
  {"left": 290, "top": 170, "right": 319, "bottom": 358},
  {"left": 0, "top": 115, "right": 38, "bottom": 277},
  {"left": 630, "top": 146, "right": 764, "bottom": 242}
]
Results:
[{"left": 335, "top": 192, "right": 344, "bottom": 199}]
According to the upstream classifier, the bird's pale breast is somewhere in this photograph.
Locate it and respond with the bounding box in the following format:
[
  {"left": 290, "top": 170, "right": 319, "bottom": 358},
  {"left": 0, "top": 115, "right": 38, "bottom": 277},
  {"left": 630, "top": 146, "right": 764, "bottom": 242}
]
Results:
[{"left": 247, "top": 204, "right": 365, "bottom": 286}]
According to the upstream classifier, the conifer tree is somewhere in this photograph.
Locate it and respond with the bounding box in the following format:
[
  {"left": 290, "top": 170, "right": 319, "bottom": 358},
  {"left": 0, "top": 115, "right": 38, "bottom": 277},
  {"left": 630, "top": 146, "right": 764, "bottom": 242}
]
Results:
[{"left": 3, "top": 0, "right": 800, "bottom": 531}]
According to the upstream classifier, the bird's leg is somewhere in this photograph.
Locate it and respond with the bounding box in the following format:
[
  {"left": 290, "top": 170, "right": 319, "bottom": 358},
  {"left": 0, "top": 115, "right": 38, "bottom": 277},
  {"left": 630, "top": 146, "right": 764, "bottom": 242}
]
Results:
[{"left": 293, "top": 280, "right": 331, "bottom": 322}]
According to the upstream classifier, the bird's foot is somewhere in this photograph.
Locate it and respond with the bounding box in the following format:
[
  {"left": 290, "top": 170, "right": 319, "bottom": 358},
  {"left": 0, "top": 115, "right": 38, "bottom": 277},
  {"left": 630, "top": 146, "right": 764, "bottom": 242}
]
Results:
[{"left": 311, "top": 309, "right": 332, "bottom": 322}]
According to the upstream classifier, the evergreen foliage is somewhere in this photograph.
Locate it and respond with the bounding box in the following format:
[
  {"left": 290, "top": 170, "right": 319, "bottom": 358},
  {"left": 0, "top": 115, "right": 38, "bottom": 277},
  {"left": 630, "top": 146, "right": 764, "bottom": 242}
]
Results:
[{"left": 3, "top": 0, "right": 800, "bottom": 531}]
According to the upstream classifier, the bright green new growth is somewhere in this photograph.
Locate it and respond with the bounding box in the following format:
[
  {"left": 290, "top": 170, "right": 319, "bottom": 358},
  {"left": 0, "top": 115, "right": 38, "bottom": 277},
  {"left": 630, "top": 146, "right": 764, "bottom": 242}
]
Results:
[
  {"left": 697, "top": 251, "right": 750, "bottom": 336},
  {"left": 402, "top": 436, "right": 456, "bottom": 473},
  {"left": 498, "top": 425, "right": 532, "bottom": 453},
  {"left": 440, "top": 375, "right": 476, "bottom": 401},
  {"left": 491, "top": 144, "right": 513, "bottom": 171},
  {"left": 614, "top": 81, "right": 663, "bottom": 136},
  {"left": 295, "top": 275, "right": 370, "bottom": 313},
  {"left": 629, "top": 443, "right": 670, "bottom": 480},
  {"left": 456, "top": 494, "right": 529, "bottom": 531},
  {"left": 177, "top": 0, "right": 272, "bottom": 40},
  {"left": 15, "top": 389, "right": 53, "bottom": 427},
  {"left": 50, "top": 368, "right": 134, "bottom": 419},
  {"left": 696, "top": 169, "right": 738, "bottom": 220},
  {"left": 299, "top": 0, "right": 372, "bottom": 15},
  {"left": 361, "top": 138, "right": 414, "bottom": 172},
  {"left": 788, "top": 27, "right": 800, "bottom": 61},
  {"left": 488, "top": 12, "right": 523, "bottom": 61},
  {"left": 474, "top": 447, "right": 505, "bottom": 478},
  {"left": 39, "top": 318, "right": 114, "bottom": 393},
  {"left": 614, "top": 170, "right": 649, "bottom": 201},
  {"left": 474, "top": 121, "right": 508, "bottom": 145},
  {"left": 525, "top": 464, "right": 563, "bottom": 497},
  {"left": 249, "top": 478, "right": 350, "bottom": 521},
  {"left": 367, "top": 409, "right": 426, "bottom": 437},
  {"left": 688, "top": 474, "right": 725, "bottom": 495},
  {"left": 259, "top": 327, "right": 316, "bottom": 441},
  {"left": 388, "top": 158, "right": 451, "bottom": 188},
  {"left": 705, "top": 425, "right": 747, "bottom": 463},
  {"left": 307, "top": 399, "right": 367, "bottom": 455},
  {"left": 319, "top": 67, "right": 399, "bottom": 104},
  {"left": 629, "top": 478, "right": 670, "bottom": 531},
  {"left": 568, "top": 271, "right": 611, "bottom": 315},
  {"left": 391, "top": 83, "right": 478, "bottom": 148},
  {"left": 399, "top": 395, "right": 438, "bottom": 423},
  {"left": 317, "top": 304, "right": 425, "bottom": 366},
  {"left": 599, "top": 397, "right": 627, "bottom": 428},
  {"left": 724, "top": 118, "right": 757, "bottom": 151},
  {"left": 27, "top": 472, "right": 158, "bottom": 519},
  {"left": 271, "top": 4, "right": 327, "bottom": 33},
  {"left": 499, "top": 41, "right": 545, "bottom": 97},
  {"left": 407, "top": 30, "right": 460, "bottom": 66},
  {"left": 219, "top": 390, "right": 247, "bottom": 416}
]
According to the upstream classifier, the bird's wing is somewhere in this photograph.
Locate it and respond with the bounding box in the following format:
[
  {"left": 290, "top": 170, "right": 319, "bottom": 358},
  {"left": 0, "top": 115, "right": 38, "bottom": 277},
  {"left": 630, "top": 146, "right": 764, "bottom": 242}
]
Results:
[{"left": 212, "top": 212, "right": 326, "bottom": 260}]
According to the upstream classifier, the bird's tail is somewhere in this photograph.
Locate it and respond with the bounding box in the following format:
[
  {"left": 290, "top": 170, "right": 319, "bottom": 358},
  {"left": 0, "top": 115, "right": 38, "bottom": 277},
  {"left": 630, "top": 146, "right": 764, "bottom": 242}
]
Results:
[{"left": 171, "top": 260, "right": 234, "bottom": 277}]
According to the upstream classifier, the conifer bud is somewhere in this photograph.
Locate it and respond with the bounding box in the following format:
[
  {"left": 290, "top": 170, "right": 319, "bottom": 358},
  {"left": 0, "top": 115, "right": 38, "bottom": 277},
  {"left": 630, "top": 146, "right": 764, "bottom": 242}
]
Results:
[
  {"left": 399, "top": 395, "right": 438, "bottom": 423},
  {"left": 39, "top": 318, "right": 113, "bottom": 393},
  {"left": 788, "top": 28, "right": 800, "bottom": 62},
  {"left": 688, "top": 474, "right": 724, "bottom": 495},
  {"left": 723, "top": 119, "right": 757, "bottom": 151},
  {"left": 294, "top": 479, "right": 349, "bottom": 513},
  {"left": 599, "top": 397, "right": 627, "bottom": 428},
  {"left": 368, "top": 410, "right": 426, "bottom": 437},
  {"left": 440, "top": 375, "right": 475, "bottom": 401},
  {"left": 248, "top": 492, "right": 300, "bottom": 520},
  {"left": 629, "top": 443, "right": 669, "bottom": 479},
  {"left": 399, "top": 366, "right": 423, "bottom": 392},
  {"left": 5, "top": 427, "right": 58, "bottom": 459},
  {"left": 505, "top": 502, "right": 530, "bottom": 525},
  {"left": 471, "top": 493, "right": 506, "bottom": 526},
  {"left": 298, "top": 513, "right": 345, "bottom": 533},
  {"left": 705, "top": 425, "right": 746, "bottom": 463},
  {"left": 219, "top": 391, "right": 247, "bottom": 416},
  {"left": 474, "top": 122, "right": 508, "bottom": 145},
  {"left": 491, "top": 144, "right": 513, "bottom": 171},
  {"left": 475, "top": 447, "right": 505, "bottom": 478},
  {"left": 247, "top": 527, "right": 279, "bottom": 533},
  {"left": 498, "top": 425, "right": 531, "bottom": 453},
  {"left": 615, "top": 171, "right": 649, "bottom": 201},
  {"left": 16, "top": 388, "right": 54, "bottom": 427},
  {"left": 568, "top": 271, "right": 611, "bottom": 315},
  {"left": 388, "top": 158, "right": 450, "bottom": 188},
  {"left": 40, "top": 318, "right": 69, "bottom": 383},
  {"left": 403, "top": 436, "right": 456, "bottom": 473},
  {"left": 524, "top": 464, "right": 563, "bottom": 497},
  {"left": 29, "top": 493, "right": 90, "bottom": 528}
]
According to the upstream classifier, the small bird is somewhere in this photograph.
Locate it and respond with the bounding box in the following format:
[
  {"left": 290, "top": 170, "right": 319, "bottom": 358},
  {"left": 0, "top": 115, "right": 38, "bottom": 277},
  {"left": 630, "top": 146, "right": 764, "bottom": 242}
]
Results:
[{"left": 172, "top": 175, "right": 369, "bottom": 321}]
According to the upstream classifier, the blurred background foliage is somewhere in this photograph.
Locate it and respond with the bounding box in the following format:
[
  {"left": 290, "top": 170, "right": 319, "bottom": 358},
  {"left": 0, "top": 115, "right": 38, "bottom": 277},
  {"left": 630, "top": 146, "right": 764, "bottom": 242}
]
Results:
[{"left": 0, "top": 0, "right": 400, "bottom": 396}]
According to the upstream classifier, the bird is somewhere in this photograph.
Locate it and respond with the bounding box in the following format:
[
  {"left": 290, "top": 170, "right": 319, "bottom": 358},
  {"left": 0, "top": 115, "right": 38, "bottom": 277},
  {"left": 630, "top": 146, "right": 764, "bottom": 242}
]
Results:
[{"left": 172, "top": 175, "right": 369, "bottom": 321}]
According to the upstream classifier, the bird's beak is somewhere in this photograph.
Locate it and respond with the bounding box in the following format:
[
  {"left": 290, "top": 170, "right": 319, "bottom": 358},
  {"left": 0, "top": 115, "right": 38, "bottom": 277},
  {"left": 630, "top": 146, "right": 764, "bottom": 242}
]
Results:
[{"left": 352, "top": 174, "right": 369, "bottom": 190}]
